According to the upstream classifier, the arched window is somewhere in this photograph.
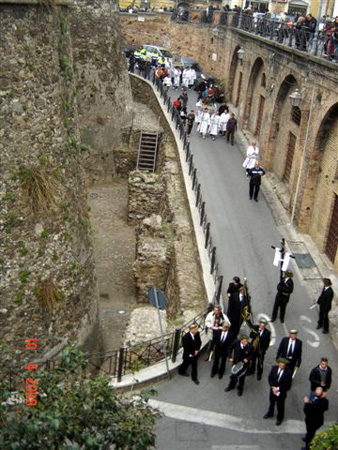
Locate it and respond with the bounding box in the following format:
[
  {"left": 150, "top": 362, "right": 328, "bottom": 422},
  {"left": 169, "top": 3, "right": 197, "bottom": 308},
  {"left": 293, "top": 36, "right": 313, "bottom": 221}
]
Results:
[{"left": 261, "top": 73, "right": 266, "bottom": 88}]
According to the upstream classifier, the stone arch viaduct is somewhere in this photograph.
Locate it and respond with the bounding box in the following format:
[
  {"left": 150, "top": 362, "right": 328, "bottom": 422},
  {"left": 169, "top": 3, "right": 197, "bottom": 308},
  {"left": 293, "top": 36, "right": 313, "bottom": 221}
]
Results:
[{"left": 121, "top": 13, "right": 338, "bottom": 268}]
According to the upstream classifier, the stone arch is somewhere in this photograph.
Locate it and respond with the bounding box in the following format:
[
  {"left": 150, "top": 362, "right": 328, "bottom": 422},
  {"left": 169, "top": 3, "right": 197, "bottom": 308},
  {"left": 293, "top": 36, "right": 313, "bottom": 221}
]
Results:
[
  {"left": 242, "top": 57, "right": 264, "bottom": 131},
  {"left": 265, "top": 74, "right": 299, "bottom": 171},
  {"left": 300, "top": 103, "right": 338, "bottom": 263},
  {"left": 227, "top": 45, "right": 241, "bottom": 103}
]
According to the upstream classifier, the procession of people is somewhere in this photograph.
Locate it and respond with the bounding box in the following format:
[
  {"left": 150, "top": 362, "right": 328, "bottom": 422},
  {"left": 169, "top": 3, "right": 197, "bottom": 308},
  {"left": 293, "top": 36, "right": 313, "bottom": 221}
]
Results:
[
  {"left": 178, "top": 274, "right": 333, "bottom": 448},
  {"left": 127, "top": 53, "right": 335, "bottom": 448}
]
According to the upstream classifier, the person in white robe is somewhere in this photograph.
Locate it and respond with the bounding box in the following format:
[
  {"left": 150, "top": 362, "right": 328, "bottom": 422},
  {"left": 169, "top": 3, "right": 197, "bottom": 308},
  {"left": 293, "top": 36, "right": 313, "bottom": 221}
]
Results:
[
  {"left": 243, "top": 141, "right": 260, "bottom": 176},
  {"left": 173, "top": 67, "right": 181, "bottom": 89},
  {"left": 188, "top": 68, "right": 197, "bottom": 89},
  {"left": 219, "top": 111, "right": 230, "bottom": 136},
  {"left": 209, "top": 111, "right": 220, "bottom": 141},
  {"left": 182, "top": 68, "right": 190, "bottom": 89},
  {"left": 199, "top": 109, "right": 211, "bottom": 139},
  {"left": 195, "top": 100, "right": 203, "bottom": 127}
]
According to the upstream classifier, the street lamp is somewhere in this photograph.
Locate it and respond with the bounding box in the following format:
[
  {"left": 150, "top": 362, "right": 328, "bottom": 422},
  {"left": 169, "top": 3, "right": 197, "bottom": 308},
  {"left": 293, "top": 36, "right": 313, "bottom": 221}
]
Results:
[
  {"left": 237, "top": 47, "right": 245, "bottom": 60},
  {"left": 289, "top": 88, "right": 302, "bottom": 108},
  {"left": 237, "top": 47, "right": 245, "bottom": 65}
]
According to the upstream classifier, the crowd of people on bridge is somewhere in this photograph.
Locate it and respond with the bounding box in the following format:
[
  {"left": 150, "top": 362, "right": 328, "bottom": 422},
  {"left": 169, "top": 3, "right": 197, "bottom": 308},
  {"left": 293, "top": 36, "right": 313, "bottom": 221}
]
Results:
[{"left": 179, "top": 275, "right": 335, "bottom": 450}]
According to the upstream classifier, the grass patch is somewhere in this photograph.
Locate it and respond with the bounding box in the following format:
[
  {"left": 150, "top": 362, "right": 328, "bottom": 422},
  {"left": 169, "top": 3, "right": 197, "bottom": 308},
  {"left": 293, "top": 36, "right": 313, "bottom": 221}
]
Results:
[{"left": 19, "top": 166, "right": 58, "bottom": 216}]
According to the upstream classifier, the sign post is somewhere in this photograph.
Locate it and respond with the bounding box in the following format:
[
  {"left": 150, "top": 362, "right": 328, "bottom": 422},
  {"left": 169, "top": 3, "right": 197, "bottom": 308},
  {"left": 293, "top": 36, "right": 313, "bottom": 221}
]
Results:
[{"left": 148, "top": 287, "right": 170, "bottom": 378}]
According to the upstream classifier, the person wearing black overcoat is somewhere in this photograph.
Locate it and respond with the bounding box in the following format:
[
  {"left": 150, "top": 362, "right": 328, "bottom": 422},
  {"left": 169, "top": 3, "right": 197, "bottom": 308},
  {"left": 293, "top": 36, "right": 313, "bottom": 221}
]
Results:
[
  {"left": 178, "top": 324, "right": 202, "bottom": 385},
  {"left": 227, "top": 287, "right": 250, "bottom": 338},
  {"left": 302, "top": 387, "right": 329, "bottom": 450},
  {"left": 210, "top": 323, "right": 234, "bottom": 379},
  {"left": 316, "top": 278, "right": 334, "bottom": 334},
  {"left": 276, "top": 330, "right": 302, "bottom": 375},
  {"left": 224, "top": 335, "right": 253, "bottom": 396},
  {"left": 226, "top": 276, "right": 243, "bottom": 300},
  {"left": 249, "top": 319, "right": 271, "bottom": 380},
  {"left": 263, "top": 359, "right": 292, "bottom": 426},
  {"left": 309, "top": 357, "right": 332, "bottom": 399},
  {"left": 271, "top": 271, "right": 294, "bottom": 323}
]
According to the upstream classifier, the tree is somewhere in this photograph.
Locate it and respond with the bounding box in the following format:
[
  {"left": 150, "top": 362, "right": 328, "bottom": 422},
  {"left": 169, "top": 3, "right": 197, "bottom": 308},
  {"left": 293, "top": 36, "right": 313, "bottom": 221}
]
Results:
[
  {"left": 310, "top": 424, "right": 338, "bottom": 450},
  {"left": 0, "top": 345, "right": 160, "bottom": 449}
]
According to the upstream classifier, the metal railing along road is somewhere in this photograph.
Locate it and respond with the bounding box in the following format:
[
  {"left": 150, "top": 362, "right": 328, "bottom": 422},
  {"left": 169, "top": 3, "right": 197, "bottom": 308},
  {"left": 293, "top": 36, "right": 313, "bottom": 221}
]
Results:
[{"left": 173, "top": 10, "right": 336, "bottom": 62}]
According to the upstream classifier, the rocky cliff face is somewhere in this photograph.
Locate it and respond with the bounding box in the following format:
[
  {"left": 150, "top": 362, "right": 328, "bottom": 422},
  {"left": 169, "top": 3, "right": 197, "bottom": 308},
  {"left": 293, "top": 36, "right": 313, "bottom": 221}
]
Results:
[{"left": 0, "top": 0, "right": 132, "bottom": 363}]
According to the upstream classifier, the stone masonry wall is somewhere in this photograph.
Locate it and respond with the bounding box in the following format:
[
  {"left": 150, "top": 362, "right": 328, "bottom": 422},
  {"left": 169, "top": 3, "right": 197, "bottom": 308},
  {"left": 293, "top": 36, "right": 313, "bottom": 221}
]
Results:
[
  {"left": 70, "top": 0, "right": 133, "bottom": 185},
  {"left": 0, "top": 0, "right": 133, "bottom": 364}
]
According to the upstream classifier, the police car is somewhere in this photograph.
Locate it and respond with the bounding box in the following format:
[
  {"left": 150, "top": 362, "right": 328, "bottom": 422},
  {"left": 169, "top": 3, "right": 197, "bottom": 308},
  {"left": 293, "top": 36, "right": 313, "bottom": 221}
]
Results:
[{"left": 134, "top": 45, "right": 174, "bottom": 63}]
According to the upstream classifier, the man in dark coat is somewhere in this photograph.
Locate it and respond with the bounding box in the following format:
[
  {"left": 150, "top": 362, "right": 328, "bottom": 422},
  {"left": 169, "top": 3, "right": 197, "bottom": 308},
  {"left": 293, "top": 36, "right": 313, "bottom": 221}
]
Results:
[
  {"left": 227, "top": 286, "right": 250, "bottom": 338},
  {"left": 309, "top": 357, "right": 332, "bottom": 400},
  {"left": 248, "top": 160, "right": 266, "bottom": 202},
  {"left": 263, "top": 358, "right": 292, "bottom": 426},
  {"left": 225, "top": 113, "right": 237, "bottom": 146},
  {"left": 276, "top": 330, "right": 302, "bottom": 376},
  {"left": 316, "top": 278, "right": 334, "bottom": 334},
  {"left": 249, "top": 319, "right": 271, "bottom": 380},
  {"left": 178, "top": 324, "right": 202, "bottom": 385},
  {"left": 270, "top": 271, "right": 294, "bottom": 323},
  {"left": 302, "top": 387, "right": 329, "bottom": 450},
  {"left": 224, "top": 335, "right": 253, "bottom": 396},
  {"left": 226, "top": 276, "right": 243, "bottom": 301},
  {"left": 210, "top": 322, "right": 234, "bottom": 379},
  {"left": 186, "top": 110, "right": 195, "bottom": 136}
]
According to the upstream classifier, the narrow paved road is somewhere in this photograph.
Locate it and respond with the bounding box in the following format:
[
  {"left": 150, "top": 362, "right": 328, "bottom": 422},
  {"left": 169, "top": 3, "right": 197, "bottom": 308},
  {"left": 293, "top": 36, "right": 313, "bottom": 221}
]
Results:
[{"left": 153, "top": 88, "right": 338, "bottom": 450}]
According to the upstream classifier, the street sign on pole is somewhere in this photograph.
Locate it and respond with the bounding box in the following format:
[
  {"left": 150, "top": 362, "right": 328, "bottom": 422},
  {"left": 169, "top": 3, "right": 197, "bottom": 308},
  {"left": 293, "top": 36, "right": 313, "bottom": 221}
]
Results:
[{"left": 148, "top": 287, "right": 170, "bottom": 378}]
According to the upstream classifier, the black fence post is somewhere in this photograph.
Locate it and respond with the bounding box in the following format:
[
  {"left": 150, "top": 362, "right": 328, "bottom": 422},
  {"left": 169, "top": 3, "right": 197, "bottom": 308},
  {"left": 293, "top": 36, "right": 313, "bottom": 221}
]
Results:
[
  {"left": 200, "top": 201, "right": 205, "bottom": 226},
  {"left": 195, "top": 184, "right": 201, "bottom": 207},
  {"left": 185, "top": 141, "right": 190, "bottom": 155},
  {"left": 117, "top": 347, "right": 124, "bottom": 382},
  {"left": 210, "top": 247, "right": 216, "bottom": 274},
  {"left": 188, "top": 154, "right": 193, "bottom": 175},
  {"left": 192, "top": 168, "right": 197, "bottom": 190},
  {"left": 186, "top": 145, "right": 190, "bottom": 162},
  {"left": 204, "top": 222, "right": 210, "bottom": 248},
  {"left": 214, "top": 275, "right": 223, "bottom": 305},
  {"left": 171, "top": 328, "right": 181, "bottom": 363}
]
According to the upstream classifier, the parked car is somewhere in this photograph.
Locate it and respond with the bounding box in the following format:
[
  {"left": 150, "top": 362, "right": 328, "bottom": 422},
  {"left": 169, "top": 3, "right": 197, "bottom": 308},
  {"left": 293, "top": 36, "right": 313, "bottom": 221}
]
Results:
[{"left": 134, "top": 44, "right": 174, "bottom": 62}]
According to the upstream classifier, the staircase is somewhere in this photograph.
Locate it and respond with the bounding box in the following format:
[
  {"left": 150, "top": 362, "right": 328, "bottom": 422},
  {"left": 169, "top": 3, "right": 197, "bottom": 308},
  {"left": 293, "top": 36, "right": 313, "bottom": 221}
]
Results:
[{"left": 136, "top": 131, "right": 159, "bottom": 172}]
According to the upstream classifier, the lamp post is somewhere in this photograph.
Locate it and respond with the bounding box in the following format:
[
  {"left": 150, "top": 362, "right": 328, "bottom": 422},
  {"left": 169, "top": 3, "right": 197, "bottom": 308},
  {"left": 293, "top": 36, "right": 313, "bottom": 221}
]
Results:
[
  {"left": 237, "top": 47, "right": 245, "bottom": 65},
  {"left": 289, "top": 87, "right": 316, "bottom": 226}
]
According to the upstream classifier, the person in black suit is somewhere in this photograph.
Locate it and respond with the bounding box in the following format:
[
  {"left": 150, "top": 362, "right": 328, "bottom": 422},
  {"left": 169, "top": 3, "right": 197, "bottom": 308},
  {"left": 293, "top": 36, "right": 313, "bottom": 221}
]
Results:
[
  {"left": 276, "top": 330, "right": 302, "bottom": 376},
  {"left": 210, "top": 322, "right": 234, "bottom": 379},
  {"left": 302, "top": 387, "right": 329, "bottom": 450},
  {"left": 316, "top": 278, "right": 334, "bottom": 334},
  {"left": 224, "top": 335, "right": 253, "bottom": 397},
  {"left": 270, "top": 271, "right": 294, "bottom": 323},
  {"left": 227, "top": 287, "right": 251, "bottom": 338},
  {"left": 309, "top": 357, "right": 332, "bottom": 400},
  {"left": 248, "top": 319, "right": 271, "bottom": 380},
  {"left": 178, "top": 324, "right": 202, "bottom": 385},
  {"left": 226, "top": 276, "right": 243, "bottom": 301},
  {"left": 263, "top": 358, "right": 292, "bottom": 425}
]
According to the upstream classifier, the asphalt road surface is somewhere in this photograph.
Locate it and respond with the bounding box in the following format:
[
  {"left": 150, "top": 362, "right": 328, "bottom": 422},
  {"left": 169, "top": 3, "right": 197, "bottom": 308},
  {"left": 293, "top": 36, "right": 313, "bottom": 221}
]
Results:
[{"left": 153, "top": 88, "right": 337, "bottom": 450}]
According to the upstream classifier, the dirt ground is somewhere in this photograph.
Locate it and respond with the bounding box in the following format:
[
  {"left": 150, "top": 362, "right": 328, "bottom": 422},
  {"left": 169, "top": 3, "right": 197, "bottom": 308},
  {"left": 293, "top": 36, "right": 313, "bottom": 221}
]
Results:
[{"left": 88, "top": 178, "right": 137, "bottom": 352}]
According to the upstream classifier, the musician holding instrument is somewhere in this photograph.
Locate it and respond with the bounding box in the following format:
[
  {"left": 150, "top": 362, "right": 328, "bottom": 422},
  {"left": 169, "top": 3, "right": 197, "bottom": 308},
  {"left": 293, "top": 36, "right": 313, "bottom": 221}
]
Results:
[
  {"left": 227, "top": 286, "right": 251, "bottom": 338},
  {"left": 248, "top": 319, "right": 271, "bottom": 380},
  {"left": 224, "top": 335, "right": 253, "bottom": 397}
]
